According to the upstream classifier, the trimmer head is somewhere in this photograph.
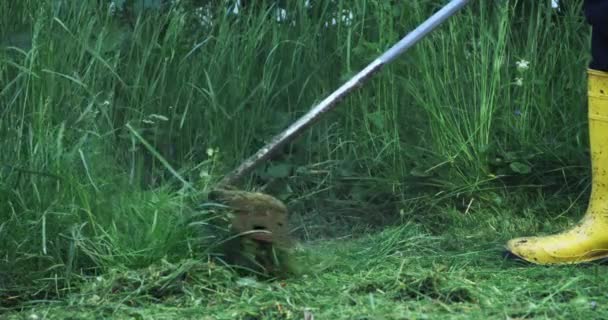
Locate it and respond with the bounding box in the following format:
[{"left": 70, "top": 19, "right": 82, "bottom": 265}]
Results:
[{"left": 209, "top": 189, "right": 292, "bottom": 247}]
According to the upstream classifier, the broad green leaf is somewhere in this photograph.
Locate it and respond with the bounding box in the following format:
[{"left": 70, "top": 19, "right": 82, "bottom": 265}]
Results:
[
  {"left": 509, "top": 161, "right": 531, "bottom": 174},
  {"left": 266, "top": 163, "right": 292, "bottom": 178}
]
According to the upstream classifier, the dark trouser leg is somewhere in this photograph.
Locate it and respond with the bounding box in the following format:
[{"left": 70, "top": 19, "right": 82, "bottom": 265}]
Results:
[{"left": 585, "top": 0, "right": 608, "bottom": 71}]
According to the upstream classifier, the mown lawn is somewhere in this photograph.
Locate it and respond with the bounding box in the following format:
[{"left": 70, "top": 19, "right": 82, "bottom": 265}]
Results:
[{"left": 5, "top": 199, "right": 607, "bottom": 320}]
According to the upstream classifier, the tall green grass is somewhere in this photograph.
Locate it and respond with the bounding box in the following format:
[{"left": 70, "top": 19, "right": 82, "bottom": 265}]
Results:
[{"left": 0, "top": 0, "right": 591, "bottom": 308}]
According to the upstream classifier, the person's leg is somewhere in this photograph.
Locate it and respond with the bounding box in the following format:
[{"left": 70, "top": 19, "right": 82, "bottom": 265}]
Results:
[
  {"left": 505, "top": 0, "right": 608, "bottom": 265},
  {"left": 585, "top": 0, "right": 608, "bottom": 71}
]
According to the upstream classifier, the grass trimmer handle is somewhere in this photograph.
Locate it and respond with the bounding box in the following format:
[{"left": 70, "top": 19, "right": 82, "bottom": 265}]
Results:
[{"left": 219, "top": 0, "right": 470, "bottom": 188}]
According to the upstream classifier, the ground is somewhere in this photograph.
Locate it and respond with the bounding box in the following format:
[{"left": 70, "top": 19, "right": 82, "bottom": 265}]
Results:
[{"left": 5, "top": 201, "right": 608, "bottom": 320}]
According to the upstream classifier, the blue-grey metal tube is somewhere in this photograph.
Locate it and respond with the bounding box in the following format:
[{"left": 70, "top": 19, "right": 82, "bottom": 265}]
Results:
[
  {"left": 219, "top": 0, "right": 470, "bottom": 187},
  {"left": 378, "top": 0, "right": 470, "bottom": 64}
]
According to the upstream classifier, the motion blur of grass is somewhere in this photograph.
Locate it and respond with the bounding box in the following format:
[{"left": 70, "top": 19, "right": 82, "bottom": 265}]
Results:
[
  {"left": 5, "top": 219, "right": 608, "bottom": 319},
  {"left": 0, "top": 0, "right": 596, "bottom": 317}
]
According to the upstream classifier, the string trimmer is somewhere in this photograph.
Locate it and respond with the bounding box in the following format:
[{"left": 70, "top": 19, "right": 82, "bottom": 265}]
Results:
[{"left": 209, "top": 0, "right": 470, "bottom": 276}]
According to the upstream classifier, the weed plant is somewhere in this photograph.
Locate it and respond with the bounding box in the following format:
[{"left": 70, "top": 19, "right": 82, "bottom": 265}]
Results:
[{"left": 0, "top": 0, "right": 595, "bottom": 316}]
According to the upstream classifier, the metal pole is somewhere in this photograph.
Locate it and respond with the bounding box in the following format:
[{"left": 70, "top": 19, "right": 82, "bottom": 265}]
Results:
[{"left": 219, "top": 0, "right": 471, "bottom": 187}]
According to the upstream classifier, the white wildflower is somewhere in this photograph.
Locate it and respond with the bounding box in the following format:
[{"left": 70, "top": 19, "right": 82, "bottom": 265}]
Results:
[
  {"left": 340, "top": 9, "right": 354, "bottom": 26},
  {"left": 516, "top": 59, "right": 530, "bottom": 72},
  {"left": 230, "top": 0, "right": 240, "bottom": 15},
  {"left": 324, "top": 9, "right": 354, "bottom": 27},
  {"left": 324, "top": 18, "right": 337, "bottom": 27},
  {"left": 514, "top": 77, "right": 524, "bottom": 86},
  {"left": 195, "top": 6, "right": 213, "bottom": 28},
  {"left": 276, "top": 8, "right": 288, "bottom": 22},
  {"left": 108, "top": 2, "right": 117, "bottom": 16}
]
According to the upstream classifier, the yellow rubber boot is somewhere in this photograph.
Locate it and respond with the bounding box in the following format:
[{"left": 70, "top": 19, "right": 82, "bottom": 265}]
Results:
[{"left": 506, "top": 69, "right": 608, "bottom": 265}]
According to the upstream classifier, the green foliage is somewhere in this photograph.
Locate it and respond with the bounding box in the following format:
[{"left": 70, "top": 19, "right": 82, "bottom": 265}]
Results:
[
  {"left": 0, "top": 0, "right": 595, "bottom": 315},
  {"left": 4, "top": 213, "right": 608, "bottom": 319}
]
